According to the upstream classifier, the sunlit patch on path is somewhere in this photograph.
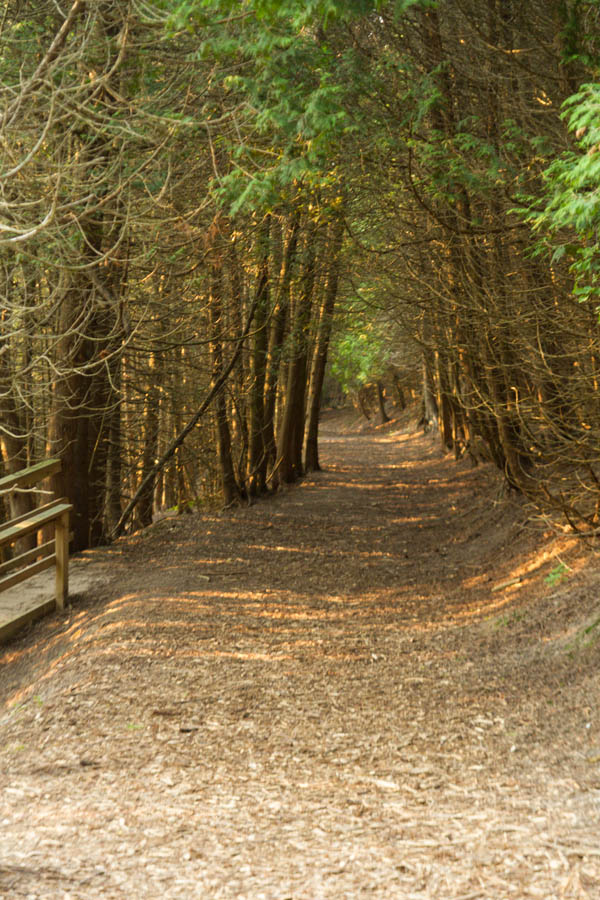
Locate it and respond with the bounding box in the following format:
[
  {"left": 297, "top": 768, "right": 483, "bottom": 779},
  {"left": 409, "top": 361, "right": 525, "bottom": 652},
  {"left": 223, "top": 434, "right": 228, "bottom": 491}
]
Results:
[{"left": 1, "top": 414, "right": 598, "bottom": 899}]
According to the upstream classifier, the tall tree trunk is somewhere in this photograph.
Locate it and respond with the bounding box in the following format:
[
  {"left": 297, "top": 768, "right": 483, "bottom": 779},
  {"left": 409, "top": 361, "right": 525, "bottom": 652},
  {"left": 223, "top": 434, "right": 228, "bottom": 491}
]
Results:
[
  {"left": 247, "top": 216, "right": 271, "bottom": 496},
  {"left": 136, "top": 352, "right": 162, "bottom": 528},
  {"left": 227, "top": 237, "right": 248, "bottom": 479},
  {"left": 47, "top": 283, "right": 93, "bottom": 550},
  {"left": 276, "top": 220, "right": 318, "bottom": 485},
  {"left": 436, "top": 351, "right": 454, "bottom": 451},
  {"left": 47, "top": 264, "right": 121, "bottom": 550},
  {"left": 305, "top": 214, "right": 344, "bottom": 472},
  {"left": 392, "top": 370, "right": 407, "bottom": 410},
  {"left": 105, "top": 356, "right": 123, "bottom": 533},
  {"left": 422, "top": 353, "right": 439, "bottom": 431},
  {"left": 209, "top": 261, "right": 242, "bottom": 507},
  {"left": 376, "top": 382, "right": 390, "bottom": 424},
  {"left": 263, "top": 214, "right": 300, "bottom": 473},
  {"left": 47, "top": 4, "right": 127, "bottom": 549},
  {"left": 0, "top": 335, "right": 36, "bottom": 551}
]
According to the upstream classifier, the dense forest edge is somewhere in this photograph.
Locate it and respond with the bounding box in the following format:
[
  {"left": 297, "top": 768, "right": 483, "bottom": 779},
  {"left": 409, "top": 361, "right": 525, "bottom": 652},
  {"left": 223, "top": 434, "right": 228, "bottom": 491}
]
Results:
[{"left": 2, "top": 0, "right": 600, "bottom": 555}]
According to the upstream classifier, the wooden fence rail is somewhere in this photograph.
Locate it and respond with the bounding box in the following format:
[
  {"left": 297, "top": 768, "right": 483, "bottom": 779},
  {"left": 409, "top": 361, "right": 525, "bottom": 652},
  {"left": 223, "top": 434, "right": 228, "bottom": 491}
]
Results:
[{"left": 0, "top": 459, "right": 72, "bottom": 610}]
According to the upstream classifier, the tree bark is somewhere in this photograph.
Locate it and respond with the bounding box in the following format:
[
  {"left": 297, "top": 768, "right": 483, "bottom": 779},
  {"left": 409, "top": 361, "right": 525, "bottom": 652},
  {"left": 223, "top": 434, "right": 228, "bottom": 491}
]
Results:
[
  {"left": 304, "top": 213, "right": 344, "bottom": 472},
  {"left": 0, "top": 340, "right": 36, "bottom": 550},
  {"left": 276, "top": 219, "right": 318, "bottom": 485},
  {"left": 210, "top": 261, "right": 242, "bottom": 507},
  {"left": 112, "top": 288, "right": 260, "bottom": 538},
  {"left": 263, "top": 214, "right": 300, "bottom": 473},
  {"left": 247, "top": 216, "right": 271, "bottom": 496},
  {"left": 136, "top": 352, "right": 162, "bottom": 528}
]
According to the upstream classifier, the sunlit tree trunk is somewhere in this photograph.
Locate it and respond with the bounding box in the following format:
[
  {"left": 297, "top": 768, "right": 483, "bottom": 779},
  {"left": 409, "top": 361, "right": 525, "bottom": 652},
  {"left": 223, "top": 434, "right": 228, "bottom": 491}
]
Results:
[
  {"left": 276, "top": 220, "right": 318, "bottom": 485},
  {"left": 263, "top": 213, "right": 300, "bottom": 474},
  {"left": 247, "top": 217, "right": 271, "bottom": 496},
  {"left": 305, "top": 213, "right": 344, "bottom": 472}
]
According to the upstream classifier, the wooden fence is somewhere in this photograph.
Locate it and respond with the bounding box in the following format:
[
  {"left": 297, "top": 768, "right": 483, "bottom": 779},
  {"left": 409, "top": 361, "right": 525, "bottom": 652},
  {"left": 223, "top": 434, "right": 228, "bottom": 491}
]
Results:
[{"left": 0, "top": 459, "right": 72, "bottom": 609}]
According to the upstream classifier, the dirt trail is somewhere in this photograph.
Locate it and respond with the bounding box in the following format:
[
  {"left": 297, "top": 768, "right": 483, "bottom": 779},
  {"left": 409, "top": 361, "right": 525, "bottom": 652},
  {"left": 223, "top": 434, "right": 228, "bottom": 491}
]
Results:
[{"left": 1, "top": 411, "right": 599, "bottom": 899}]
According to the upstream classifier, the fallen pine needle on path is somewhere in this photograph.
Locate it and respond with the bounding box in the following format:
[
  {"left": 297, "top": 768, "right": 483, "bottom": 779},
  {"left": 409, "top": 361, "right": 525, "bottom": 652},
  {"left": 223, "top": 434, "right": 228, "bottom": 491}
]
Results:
[{"left": 1, "top": 410, "right": 599, "bottom": 899}]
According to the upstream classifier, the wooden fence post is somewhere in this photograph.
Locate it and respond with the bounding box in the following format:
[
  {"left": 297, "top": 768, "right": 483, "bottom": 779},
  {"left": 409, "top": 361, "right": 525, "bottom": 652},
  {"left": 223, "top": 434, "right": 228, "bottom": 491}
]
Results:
[{"left": 55, "top": 510, "right": 69, "bottom": 609}]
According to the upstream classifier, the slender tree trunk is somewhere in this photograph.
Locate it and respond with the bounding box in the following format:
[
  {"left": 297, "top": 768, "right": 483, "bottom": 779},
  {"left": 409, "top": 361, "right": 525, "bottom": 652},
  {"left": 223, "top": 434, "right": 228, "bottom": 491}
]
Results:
[
  {"left": 247, "top": 217, "right": 271, "bottom": 496},
  {"left": 210, "top": 262, "right": 242, "bottom": 506},
  {"left": 106, "top": 356, "right": 123, "bottom": 532},
  {"left": 392, "top": 371, "right": 407, "bottom": 410},
  {"left": 227, "top": 238, "right": 248, "bottom": 478},
  {"left": 47, "top": 282, "right": 93, "bottom": 550},
  {"left": 136, "top": 352, "right": 162, "bottom": 528},
  {"left": 422, "top": 353, "right": 439, "bottom": 431},
  {"left": 436, "top": 351, "right": 454, "bottom": 450},
  {"left": 304, "top": 214, "right": 344, "bottom": 472},
  {"left": 276, "top": 220, "right": 318, "bottom": 485},
  {"left": 263, "top": 214, "right": 300, "bottom": 472},
  {"left": 376, "top": 382, "right": 390, "bottom": 424},
  {"left": 112, "top": 291, "right": 259, "bottom": 537},
  {"left": 86, "top": 325, "right": 116, "bottom": 546},
  {"left": 0, "top": 338, "right": 36, "bottom": 550}
]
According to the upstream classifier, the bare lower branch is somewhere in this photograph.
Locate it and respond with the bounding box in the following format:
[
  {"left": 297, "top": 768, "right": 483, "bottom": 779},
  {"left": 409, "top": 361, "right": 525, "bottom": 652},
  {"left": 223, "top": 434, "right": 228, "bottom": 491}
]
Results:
[{"left": 111, "top": 293, "right": 260, "bottom": 539}]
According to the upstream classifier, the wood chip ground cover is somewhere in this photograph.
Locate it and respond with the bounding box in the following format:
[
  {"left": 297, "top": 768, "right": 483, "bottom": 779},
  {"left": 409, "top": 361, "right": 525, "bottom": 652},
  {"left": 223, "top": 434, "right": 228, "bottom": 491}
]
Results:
[{"left": 1, "top": 410, "right": 599, "bottom": 899}]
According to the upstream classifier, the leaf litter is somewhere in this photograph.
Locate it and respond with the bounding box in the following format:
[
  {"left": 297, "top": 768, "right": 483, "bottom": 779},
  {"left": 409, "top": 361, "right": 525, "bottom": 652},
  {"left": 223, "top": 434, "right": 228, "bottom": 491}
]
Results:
[{"left": 0, "top": 409, "right": 599, "bottom": 899}]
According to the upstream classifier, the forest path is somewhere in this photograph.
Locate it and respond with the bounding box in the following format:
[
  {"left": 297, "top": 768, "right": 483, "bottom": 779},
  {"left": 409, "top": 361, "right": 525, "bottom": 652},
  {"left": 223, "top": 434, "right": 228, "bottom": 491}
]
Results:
[{"left": 1, "top": 410, "right": 599, "bottom": 899}]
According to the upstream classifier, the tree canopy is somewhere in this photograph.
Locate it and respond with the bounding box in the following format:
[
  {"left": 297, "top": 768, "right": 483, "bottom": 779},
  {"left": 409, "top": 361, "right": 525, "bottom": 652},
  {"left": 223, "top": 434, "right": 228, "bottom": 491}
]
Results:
[{"left": 2, "top": 0, "right": 600, "bottom": 545}]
